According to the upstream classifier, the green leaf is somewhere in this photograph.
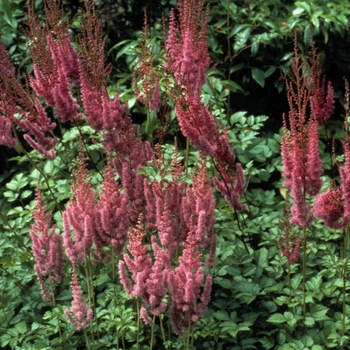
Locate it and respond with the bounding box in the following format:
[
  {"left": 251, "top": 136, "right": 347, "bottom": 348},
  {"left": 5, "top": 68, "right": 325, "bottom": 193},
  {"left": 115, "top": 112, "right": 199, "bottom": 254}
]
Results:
[
  {"left": 255, "top": 247, "right": 268, "bottom": 266},
  {"left": 309, "top": 304, "right": 329, "bottom": 321},
  {"left": 44, "top": 160, "right": 55, "bottom": 174},
  {"left": 251, "top": 67, "right": 265, "bottom": 88},
  {"left": 267, "top": 313, "right": 287, "bottom": 323},
  {"left": 230, "top": 111, "right": 247, "bottom": 125},
  {"left": 295, "top": 1, "right": 311, "bottom": 15},
  {"left": 14, "top": 321, "right": 27, "bottom": 334},
  {"left": 0, "top": 0, "right": 17, "bottom": 28},
  {"left": 304, "top": 316, "right": 315, "bottom": 326},
  {"left": 214, "top": 310, "right": 230, "bottom": 321},
  {"left": 20, "top": 190, "right": 32, "bottom": 199},
  {"left": 259, "top": 336, "right": 274, "bottom": 349},
  {"left": 215, "top": 278, "right": 234, "bottom": 289}
]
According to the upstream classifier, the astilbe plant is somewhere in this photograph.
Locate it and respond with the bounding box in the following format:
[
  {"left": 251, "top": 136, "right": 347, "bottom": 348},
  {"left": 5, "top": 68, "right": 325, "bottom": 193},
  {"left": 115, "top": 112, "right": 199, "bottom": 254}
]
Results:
[
  {"left": 63, "top": 148, "right": 97, "bottom": 265},
  {"left": 280, "top": 33, "right": 337, "bottom": 319},
  {"left": 0, "top": 0, "right": 247, "bottom": 345},
  {"left": 120, "top": 157, "right": 216, "bottom": 337},
  {"left": 30, "top": 183, "right": 64, "bottom": 301},
  {"left": 163, "top": 0, "right": 246, "bottom": 212},
  {"left": 64, "top": 264, "right": 93, "bottom": 331}
]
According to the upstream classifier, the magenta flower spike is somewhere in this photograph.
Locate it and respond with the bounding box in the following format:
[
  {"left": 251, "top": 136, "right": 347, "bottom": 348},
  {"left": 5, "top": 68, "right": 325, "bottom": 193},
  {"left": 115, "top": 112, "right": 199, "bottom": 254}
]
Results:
[
  {"left": 94, "top": 161, "right": 129, "bottom": 260},
  {"left": 63, "top": 151, "right": 97, "bottom": 264},
  {"left": 280, "top": 37, "right": 327, "bottom": 227},
  {"left": 313, "top": 185, "right": 344, "bottom": 229},
  {"left": 119, "top": 215, "right": 152, "bottom": 301},
  {"left": 168, "top": 223, "right": 212, "bottom": 337},
  {"left": 64, "top": 265, "right": 93, "bottom": 331},
  {"left": 30, "top": 184, "right": 64, "bottom": 300}
]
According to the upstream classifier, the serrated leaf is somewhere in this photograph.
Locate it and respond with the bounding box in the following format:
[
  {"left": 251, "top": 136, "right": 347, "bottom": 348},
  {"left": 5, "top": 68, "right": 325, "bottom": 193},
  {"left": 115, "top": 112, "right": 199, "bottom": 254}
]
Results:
[
  {"left": 304, "top": 316, "right": 315, "bottom": 327},
  {"left": 215, "top": 278, "right": 234, "bottom": 289},
  {"left": 259, "top": 336, "right": 274, "bottom": 349},
  {"left": 310, "top": 304, "right": 329, "bottom": 321},
  {"left": 214, "top": 310, "right": 230, "bottom": 321},
  {"left": 230, "top": 111, "right": 247, "bottom": 125},
  {"left": 267, "top": 313, "right": 287, "bottom": 323},
  {"left": 20, "top": 190, "right": 32, "bottom": 199},
  {"left": 31, "top": 322, "right": 41, "bottom": 331},
  {"left": 14, "top": 321, "right": 27, "bottom": 334}
]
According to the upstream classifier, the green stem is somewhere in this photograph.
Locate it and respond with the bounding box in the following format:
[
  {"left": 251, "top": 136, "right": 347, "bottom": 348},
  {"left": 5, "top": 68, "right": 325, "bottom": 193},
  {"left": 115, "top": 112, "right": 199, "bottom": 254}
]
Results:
[
  {"left": 84, "top": 256, "right": 96, "bottom": 350},
  {"left": 136, "top": 298, "right": 140, "bottom": 350},
  {"left": 185, "top": 312, "right": 191, "bottom": 350},
  {"left": 185, "top": 138, "right": 189, "bottom": 176},
  {"left": 159, "top": 315, "right": 167, "bottom": 348},
  {"left": 302, "top": 227, "right": 307, "bottom": 318},
  {"left": 49, "top": 279, "right": 64, "bottom": 348},
  {"left": 150, "top": 314, "right": 156, "bottom": 350},
  {"left": 146, "top": 109, "right": 154, "bottom": 147}
]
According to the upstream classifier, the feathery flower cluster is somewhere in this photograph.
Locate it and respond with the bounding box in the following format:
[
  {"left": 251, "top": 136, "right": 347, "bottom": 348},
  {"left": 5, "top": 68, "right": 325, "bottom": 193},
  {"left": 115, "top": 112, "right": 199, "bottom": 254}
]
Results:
[
  {"left": 168, "top": 223, "right": 212, "bottom": 336},
  {"left": 119, "top": 215, "right": 154, "bottom": 300},
  {"left": 95, "top": 160, "right": 129, "bottom": 258},
  {"left": 0, "top": 42, "right": 58, "bottom": 158},
  {"left": 120, "top": 158, "right": 215, "bottom": 334},
  {"left": 164, "top": 0, "right": 216, "bottom": 157},
  {"left": 278, "top": 208, "right": 301, "bottom": 265},
  {"left": 63, "top": 151, "right": 97, "bottom": 264},
  {"left": 308, "top": 47, "right": 334, "bottom": 125},
  {"left": 281, "top": 38, "right": 326, "bottom": 227},
  {"left": 313, "top": 185, "right": 344, "bottom": 229},
  {"left": 63, "top": 149, "right": 129, "bottom": 264},
  {"left": 164, "top": 0, "right": 245, "bottom": 211},
  {"left": 134, "top": 13, "right": 161, "bottom": 112},
  {"left": 64, "top": 265, "right": 93, "bottom": 330},
  {"left": 30, "top": 184, "right": 64, "bottom": 301},
  {"left": 310, "top": 80, "right": 334, "bottom": 125},
  {"left": 212, "top": 163, "right": 246, "bottom": 212}
]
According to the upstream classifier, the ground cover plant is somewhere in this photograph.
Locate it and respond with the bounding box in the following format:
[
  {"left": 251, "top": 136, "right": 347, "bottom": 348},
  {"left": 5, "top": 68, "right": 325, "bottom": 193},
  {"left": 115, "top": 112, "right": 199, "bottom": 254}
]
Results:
[{"left": 1, "top": 0, "right": 350, "bottom": 349}]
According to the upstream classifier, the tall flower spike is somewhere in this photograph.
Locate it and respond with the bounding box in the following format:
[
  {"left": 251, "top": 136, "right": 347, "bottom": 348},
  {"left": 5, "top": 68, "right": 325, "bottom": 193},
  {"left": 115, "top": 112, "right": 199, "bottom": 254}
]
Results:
[
  {"left": 281, "top": 34, "right": 325, "bottom": 227},
  {"left": 30, "top": 183, "right": 64, "bottom": 300},
  {"left": 278, "top": 207, "right": 301, "bottom": 265},
  {"left": 134, "top": 12, "right": 161, "bottom": 112},
  {"left": 63, "top": 148, "right": 97, "bottom": 264},
  {"left": 118, "top": 215, "right": 152, "bottom": 301},
  {"left": 64, "top": 265, "right": 93, "bottom": 330},
  {"left": 94, "top": 159, "right": 129, "bottom": 260},
  {"left": 168, "top": 221, "right": 212, "bottom": 337}
]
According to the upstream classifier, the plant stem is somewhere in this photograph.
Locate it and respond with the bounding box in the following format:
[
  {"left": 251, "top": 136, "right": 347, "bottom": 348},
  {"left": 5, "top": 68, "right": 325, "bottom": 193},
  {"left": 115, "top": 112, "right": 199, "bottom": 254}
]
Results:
[
  {"left": 185, "top": 137, "right": 189, "bottom": 176},
  {"left": 49, "top": 280, "right": 64, "bottom": 348},
  {"left": 159, "top": 315, "right": 167, "bottom": 348},
  {"left": 84, "top": 256, "right": 96, "bottom": 350},
  {"left": 150, "top": 314, "right": 156, "bottom": 350},
  {"left": 136, "top": 298, "right": 140, "bottom": 350},
  {"left": 302, "top": 227, "right": 307, "bottom": 318}
]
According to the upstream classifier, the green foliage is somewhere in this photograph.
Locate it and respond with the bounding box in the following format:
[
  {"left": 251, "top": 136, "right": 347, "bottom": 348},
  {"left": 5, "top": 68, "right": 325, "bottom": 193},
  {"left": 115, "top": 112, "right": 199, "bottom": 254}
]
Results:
[{"left": 1, "top": 0, "right": 350, "bottom": 349}]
